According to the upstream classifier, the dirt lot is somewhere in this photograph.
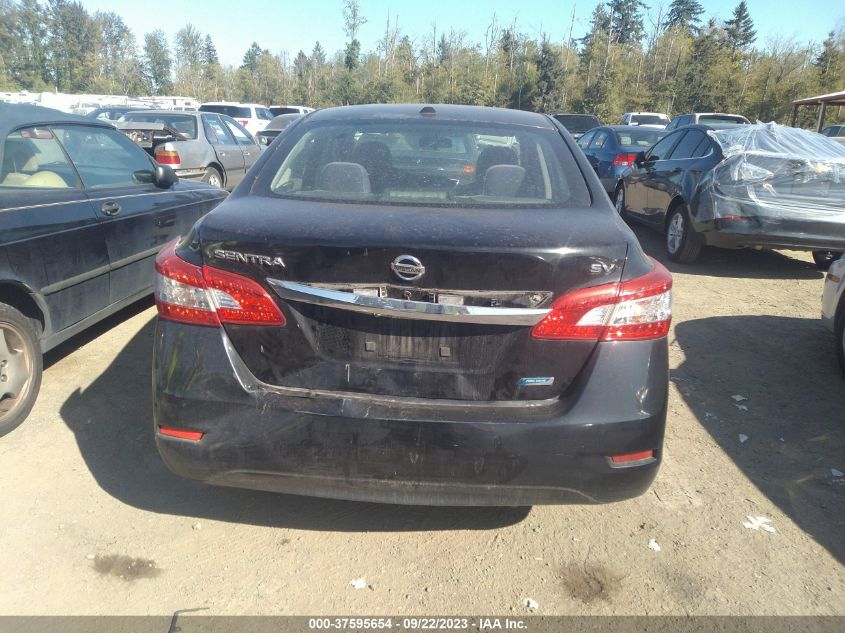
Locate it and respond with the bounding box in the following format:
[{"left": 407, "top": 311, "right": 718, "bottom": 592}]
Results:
[{"left": 0, "top": 226, "right": 843, "bottom": 617}]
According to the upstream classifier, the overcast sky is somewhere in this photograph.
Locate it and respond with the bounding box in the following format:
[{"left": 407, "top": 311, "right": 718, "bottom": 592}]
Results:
[{"left": 79, "top": 0, "right": 845, "bottom": 67}]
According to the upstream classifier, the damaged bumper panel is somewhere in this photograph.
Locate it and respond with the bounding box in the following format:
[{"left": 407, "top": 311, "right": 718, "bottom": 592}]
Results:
[
  {"left": 695, "top": 123, "right": 845, "bottom": 251},
  {"left": 152, "top": 320, "right": 668, "bottom": 506}
]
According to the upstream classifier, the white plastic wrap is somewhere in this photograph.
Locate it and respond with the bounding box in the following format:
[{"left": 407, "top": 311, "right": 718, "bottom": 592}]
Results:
[{"left": 695, "top": 123, "right": 845, "bottom": 224}]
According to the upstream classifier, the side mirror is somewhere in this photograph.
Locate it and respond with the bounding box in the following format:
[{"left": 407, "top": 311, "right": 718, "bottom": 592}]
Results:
[
  {"left": 634, "top": 151, "right": 646, "bottom": 167},
  {"left": 154, "top": 164, "right": 178, "bottom": 189}
]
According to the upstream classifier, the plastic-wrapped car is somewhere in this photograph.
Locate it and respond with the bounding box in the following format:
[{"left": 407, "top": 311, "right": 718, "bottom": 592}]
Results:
[{"left": 620, "top": 122, "right": 845, "bottom": 266}]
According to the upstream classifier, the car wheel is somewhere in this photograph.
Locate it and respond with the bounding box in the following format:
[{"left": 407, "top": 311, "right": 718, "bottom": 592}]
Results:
[
  {"left": 614, "top": 183, "right": 627, "bottom": 219},
  {"left": 812, "top": 250, "right": 842, "bottom": 271},
  {"left": 0, "top": 303, "right": 42, "bottom": 437},
  {"left": 202, "top": 167, "right": 224, "bottom": 189},
  {"left": 665, "top": 205, "right": 703, "bottom": 264}
]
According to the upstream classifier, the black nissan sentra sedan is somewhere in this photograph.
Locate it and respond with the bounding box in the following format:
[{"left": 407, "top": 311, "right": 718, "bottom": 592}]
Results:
[
  {"left": 0, "top": 103, "right": 227, "bottom": 436},
  {"left": 152, "top": 104, "right": 672, "bottom": 506}
]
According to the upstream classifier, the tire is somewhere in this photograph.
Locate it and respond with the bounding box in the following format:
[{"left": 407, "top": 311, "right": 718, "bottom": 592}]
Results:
[
  {"left": 812, "top": 250, "right": 842, "bottom": 271},
  {"left": 613, "top": 183, "right": 627, "bottom": 219},
  {"left": 665, "top": 205, "right": 703, "bottom": 264},
  {"left": 202, "top": 166, "right": 224, "bottom": 189},
  {"left": 0, "top": 303, "right": 42, "bottom": 437}
]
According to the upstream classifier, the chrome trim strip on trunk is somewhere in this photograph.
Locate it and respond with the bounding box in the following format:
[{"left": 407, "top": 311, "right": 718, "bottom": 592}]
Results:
[{"left": 267, "top": 279, "right": 551, "bottom": 326}]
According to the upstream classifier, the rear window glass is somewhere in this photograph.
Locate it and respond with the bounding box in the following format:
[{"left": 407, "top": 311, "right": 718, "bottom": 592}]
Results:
[
  {"left": 271, "top": 107, "right": 301, "bottom": 116},
  {"left": 630, "top": 115, "right": 668, "bottom": 126},
  {"left": 266, "top": 120, "right": 590, "bottom": 208},
  {"left": 698, "top": 116, "right": 748, "bottom": 126},
  {"left": 199, "top": 105, "right": 251, "bottom": 119},
  {"left": 616, "top": 128, "right": 665, "bottom": 147},
  {"left": 257, "top": 108, "right": 274, "bottom": 120},
  {"left": 552, "top": 115, "right": 599, "bottom": 134},
  {"left": 121, "top": 114, "right": 198, "bottom": 139}
]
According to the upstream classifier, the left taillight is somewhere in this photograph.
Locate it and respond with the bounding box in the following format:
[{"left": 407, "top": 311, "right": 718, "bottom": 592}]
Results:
[
  {"left": 155, "top": 148, "right": 180, "bottom": 165},
  {"left": 155, "top": 240, "right": 286, "bottom": 327},
  {"left": 531, "top": 259, "right": 672, "bottom": 341}
]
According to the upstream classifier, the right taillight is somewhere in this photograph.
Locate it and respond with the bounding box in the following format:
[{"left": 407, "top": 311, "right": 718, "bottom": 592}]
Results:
[
  {"left": 532, "top": 259, "right": 672, "bottom": 341},
  {"left": 155, "top": 240, "right": 286, "bottom": 327},
  {"left": 155, "top": 148, "right": 180, "bottom": 165},
  {"left": 612, "top": 153, "right": 638, "bottom": 167}
]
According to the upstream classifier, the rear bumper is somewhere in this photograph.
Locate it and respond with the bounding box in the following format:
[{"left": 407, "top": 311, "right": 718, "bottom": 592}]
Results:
[
  {"left": 152, "top": 320, "right": 668, "bottom": 506},
  {"left": 696, "top": 217, "right": 845, "bottom": 252}
]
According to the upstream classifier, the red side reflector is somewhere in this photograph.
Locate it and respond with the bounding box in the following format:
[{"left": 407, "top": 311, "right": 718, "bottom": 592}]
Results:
[
  {"left": 158, "top": 425, "right": 204, "bottom": 441},
  {"left": 610, "top": 450, "right": 654, "bottom": 464}
]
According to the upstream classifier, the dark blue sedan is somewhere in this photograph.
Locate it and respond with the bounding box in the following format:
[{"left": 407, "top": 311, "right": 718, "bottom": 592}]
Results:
[{"left": 577, "top": 126, "right": 666, "bottom": 207}]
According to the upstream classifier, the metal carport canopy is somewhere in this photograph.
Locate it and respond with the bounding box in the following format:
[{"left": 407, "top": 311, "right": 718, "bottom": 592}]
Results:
[{"left": 790, "top": 89, "right": 845, "bottom": 130}]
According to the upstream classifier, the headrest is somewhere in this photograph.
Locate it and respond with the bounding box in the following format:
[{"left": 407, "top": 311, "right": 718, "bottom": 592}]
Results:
[{"left": 316, "top": 162, "right": 371, "bottom": 193}]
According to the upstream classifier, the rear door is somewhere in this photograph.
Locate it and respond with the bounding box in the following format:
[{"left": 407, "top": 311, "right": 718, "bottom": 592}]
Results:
[
  {"left": 202, "top": 114, "right": 245, "bottom": 187},
  {"left": 626, "top": 132, "right": 680, "bottom": 219},
  {"left": 586, "top": 129, "right": 615, "bottom": 188},
  {"left": 222, "top": 116, "right": 261, "bottom": 173},
  {"left": 636, "top": 131, "right": 685, "bottom": 223},
  {"left": 201, "top": 119, "right": 631, "bottom": 405}
]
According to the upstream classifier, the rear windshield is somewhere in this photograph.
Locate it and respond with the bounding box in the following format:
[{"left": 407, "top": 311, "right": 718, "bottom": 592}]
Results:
[
  {"left": 199, "top": 105, "right": 251, "bottom": 119},
  {"left": 265, "top": 120, "right": 590, "bottom": 208},
  {"left": 120, "top": 114, "right": 198, "bottom": 139},
  {"left": 698, "top": 115, "right": 748, "bottom": 126},
  {"left": 552, "top": 115, "right": 599, "bottom": 134},
  {"left": 256, "top": 108, "right": 274, "bottom": 120},
  {"left": 616, "top": 128, "right": 665, "bottom": 148},
  {"left": 630, "top": 115, "right": 667, "bottom": 126},
  {"left": 271, "top": 107, "right": 301, "bottom": 116}
]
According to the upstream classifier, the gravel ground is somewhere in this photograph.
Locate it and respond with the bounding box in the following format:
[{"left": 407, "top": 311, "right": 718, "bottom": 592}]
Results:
[{"left": 0, "top": 226, "right": 843, "bottom": 616}]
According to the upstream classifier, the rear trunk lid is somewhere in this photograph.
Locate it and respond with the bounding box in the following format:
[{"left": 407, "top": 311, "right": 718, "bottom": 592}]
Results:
[{"left": 200, "top": 198, "right": 630, "bottom": 402}]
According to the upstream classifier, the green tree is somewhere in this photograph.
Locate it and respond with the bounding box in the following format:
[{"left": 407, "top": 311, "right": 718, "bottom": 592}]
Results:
[
  {"left": 533, "top": 38, "right": 560, "bottom": 111},
  {"left": 665, "top": 0, "right": 704, "bottom": 32},
  {"left": 174, "top": 24, "right": 204, "bottom": 97},
  {"left": 724, "top": 1, "right": 756, "bottom": 52},
  {"left": 607, "top": 0, "right": 646, "bottom": 46},
  {"left": 142, "top": 29, "right": 172, "bottom": 95},
  {"left": 47, "top": 0, "right": 99, "bottom": 92}
]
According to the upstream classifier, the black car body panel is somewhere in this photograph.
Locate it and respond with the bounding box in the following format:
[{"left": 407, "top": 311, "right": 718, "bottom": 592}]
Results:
[
  {"left": 154, "top": 319, "right": 666, "bottom": 505},
  {"left": 623, "top": 124, "right": 845, "bottom": 251},
  {"left": 153, "top": 104, "right": 669, "bottom": 505},
  {"left": 0, "top": 103, "right": 228, "bottom": 353}
]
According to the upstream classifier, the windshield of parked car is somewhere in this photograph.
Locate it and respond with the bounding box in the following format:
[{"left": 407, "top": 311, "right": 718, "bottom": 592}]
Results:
[
  {"left": 120, "top": 114, "right": 198, "bottom": 139},
  {"left": 552, "top": 115, "right": 599, "bottom": 134},
  {"left": 630, "top": 115, "right": 668, "bottom": 126},
  {"left": 199, "top": 105, "right": 251, "bottom": 119},
  {"left": 616, "top": 128, "right": 665, "bottom": 148},
  {"left": 267, "top": 120, "right": 590, "bottom": 208}
]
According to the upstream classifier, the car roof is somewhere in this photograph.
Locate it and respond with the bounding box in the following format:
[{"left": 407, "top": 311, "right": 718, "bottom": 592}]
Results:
[
  {"left": 264, "top": 114, "right": 304, "bottom": 129},
  {"left": 605, "top": 125, "right": 666, "bottom": 131},
  {"left": 307, "top": 104, "right": 556, "bottom": 128},
  {"left": 0, "top": 102, "right": 114, "bottom": 170},
  {"left": 0, "top": 102, "right": 112, "bottom": 133},
  {"left": 122, "top": 110, "right": 199, "bottom": 116},
  {"left": 548, "top": 112, "right": 599, "bottom": 118}
]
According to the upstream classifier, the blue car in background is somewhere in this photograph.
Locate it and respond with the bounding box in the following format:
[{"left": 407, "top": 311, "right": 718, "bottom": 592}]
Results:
[{"left": 577, "top": 125, "right": 666, "bottom": 209}]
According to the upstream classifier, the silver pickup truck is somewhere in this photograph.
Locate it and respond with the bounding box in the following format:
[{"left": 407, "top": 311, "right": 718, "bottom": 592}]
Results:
[{"left": 115, "top": 110, "right": 262, "bottom": 190}]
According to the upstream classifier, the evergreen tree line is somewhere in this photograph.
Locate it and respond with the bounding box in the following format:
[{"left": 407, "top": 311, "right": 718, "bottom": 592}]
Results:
[{"left": 1, "top": 0, "right": 843, "bottom": 126}]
